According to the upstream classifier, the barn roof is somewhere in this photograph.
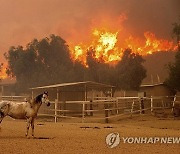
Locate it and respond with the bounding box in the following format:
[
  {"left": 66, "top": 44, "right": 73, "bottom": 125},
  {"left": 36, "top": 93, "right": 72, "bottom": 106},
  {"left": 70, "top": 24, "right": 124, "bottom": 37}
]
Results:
[
  {"left": 140, "top": 83, "right": 164, "bottom": 88},
  {"left": 30, "top": 81, "right": 114, "bottom": 90}
]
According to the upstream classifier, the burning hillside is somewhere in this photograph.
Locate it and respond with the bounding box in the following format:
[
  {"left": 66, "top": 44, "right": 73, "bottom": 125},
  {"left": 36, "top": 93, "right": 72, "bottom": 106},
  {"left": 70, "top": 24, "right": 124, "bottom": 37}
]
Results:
[{"left": 69, "top": 28, "right": 177, "bottom": 67}]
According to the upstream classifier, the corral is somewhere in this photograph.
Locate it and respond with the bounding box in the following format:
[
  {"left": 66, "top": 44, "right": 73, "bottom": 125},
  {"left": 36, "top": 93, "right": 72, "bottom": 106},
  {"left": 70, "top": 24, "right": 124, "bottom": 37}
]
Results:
[
  {"left": 1, "top": 81, "right": 180, "bottom": 123},
  {"left": 0, "top": 81, "right": 180, "bottom": 153}
]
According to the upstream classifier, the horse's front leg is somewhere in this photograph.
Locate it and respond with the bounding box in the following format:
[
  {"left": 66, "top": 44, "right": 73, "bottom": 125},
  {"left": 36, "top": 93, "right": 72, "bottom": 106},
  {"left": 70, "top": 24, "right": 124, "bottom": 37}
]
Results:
[
  {"left": 26, "top": 118, "right": 32, "bottom": 138},
  {"left": 0, "top": 115, "right": 5, "bottom": 130},
  {"left": 0, "top": 117, "right": 3, "bottom": 130},
  {"left": 0, "top": 117, "right": 3, "bottom": 124},
  {"left": 31, "top": 118, "right": 35, "bottom": 137}
]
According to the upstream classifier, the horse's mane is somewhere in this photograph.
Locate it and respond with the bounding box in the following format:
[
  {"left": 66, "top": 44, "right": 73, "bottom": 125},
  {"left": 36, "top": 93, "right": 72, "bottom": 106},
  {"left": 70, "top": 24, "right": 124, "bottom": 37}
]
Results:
[
  {"left": 35, "top": 94, "right": 43, "bottom": 103},
  {"left": 34, "top": 92, "right": 48, "bottom": 104}
]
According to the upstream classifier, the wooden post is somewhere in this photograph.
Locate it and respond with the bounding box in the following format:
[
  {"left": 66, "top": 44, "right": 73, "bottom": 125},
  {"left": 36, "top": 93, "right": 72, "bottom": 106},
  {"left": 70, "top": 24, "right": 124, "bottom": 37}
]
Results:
[
  {"left": 131, "top": 100, "right": 135, "bottom": 118},
  {"left": 31, "top": 90, "right": 34, "bottom": 99},
  {"left": 84, "top": 85, "right": 87, "bottom": 116},
  {"left": 82, "top": 102, "right": 85, "bottom": 123},
  {"left": 139, "top": 98, "right": 142, "bottom": 114},
  {"left": 140, "top": 98, "right": 145, "bottom": 114},
  {"left": 151, "top": 96, "right": 153, "bottom": 114},
  {"left": 90, "top": 89, "right": 94, "bottom": 116},
  {"left": 161, "top": 100, "right": 165, "bottom": 111},
  {"left": 172, "top": 95, "right": 176, "bottom": 113},
  {"left": 110, "top": 88, "right": 113, "bottom": 97},
  {"left": 104, "top": 102, "right": 109, "bottom": 123},
  {"left": 63, "top": 101, "right": 66, "bottom": 116},
  {"left": 116, "top": 98, "right": 119, "bottom": 115},
  {"left": 54, "top": 88, "right": 59, "bottom": 123},
  {"left": 55, "top": 99, "right": 58, "bottom": 123},
  {"left": 90, "top": 100, "right": 93, "bottom": 116}
]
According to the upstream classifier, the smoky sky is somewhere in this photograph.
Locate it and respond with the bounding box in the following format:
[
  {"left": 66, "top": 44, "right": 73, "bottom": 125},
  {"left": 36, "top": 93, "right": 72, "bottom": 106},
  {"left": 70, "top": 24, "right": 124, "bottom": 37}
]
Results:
[{"left": 0, "top": 0, "right": 179, "bottom": 62}]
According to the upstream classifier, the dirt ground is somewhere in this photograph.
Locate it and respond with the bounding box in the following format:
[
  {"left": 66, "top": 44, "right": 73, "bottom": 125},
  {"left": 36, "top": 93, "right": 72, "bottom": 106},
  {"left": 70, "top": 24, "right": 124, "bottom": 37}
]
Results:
[{"left": 0, "top": 115, "right": 179, "bottom": 154}]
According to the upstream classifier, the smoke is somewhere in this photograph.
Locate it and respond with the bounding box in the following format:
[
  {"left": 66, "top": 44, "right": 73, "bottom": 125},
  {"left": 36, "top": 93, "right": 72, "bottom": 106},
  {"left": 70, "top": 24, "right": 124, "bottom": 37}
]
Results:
[{"left": 0, "top": 0, "right": 179, "bottom": 62}]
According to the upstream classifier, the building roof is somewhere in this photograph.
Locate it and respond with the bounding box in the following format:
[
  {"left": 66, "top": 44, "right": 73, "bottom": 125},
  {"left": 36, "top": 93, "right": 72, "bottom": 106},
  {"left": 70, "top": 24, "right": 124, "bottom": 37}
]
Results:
[
  {"left": 140, "top": 83, "right": 164, "bottom": 88},
  {"left": 0, "top": 78, "right": 16, "bottom": 86},
  {"left": 30, "top": 81, "right": 114, "bottom": 90}
]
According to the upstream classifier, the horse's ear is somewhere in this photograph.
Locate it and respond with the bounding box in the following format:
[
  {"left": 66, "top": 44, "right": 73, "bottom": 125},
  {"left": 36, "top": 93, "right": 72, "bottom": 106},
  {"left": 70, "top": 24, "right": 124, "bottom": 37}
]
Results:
[{"left": 44, "top": 91, "right": 48, "bottom": 96}]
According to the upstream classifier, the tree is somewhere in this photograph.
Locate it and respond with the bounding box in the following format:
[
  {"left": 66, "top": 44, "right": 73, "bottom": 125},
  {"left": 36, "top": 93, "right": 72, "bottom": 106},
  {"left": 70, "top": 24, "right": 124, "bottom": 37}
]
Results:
[
  {"left": 86, "top": 48, "right": 146, "bottom": 90},
  {"left": 114, "top": 49, "right": 147, "bottom": 90},
  {"left": 165, "top": 51, "right": 180, "bottom": 91},
  {"left": 4, "top": 34, "right": 80, "bottom": 93},
  {"left": 165, "top": 20, "right": 180, "bottom": 91},
  {"left": 172, "top": 20, "right": 180, "bottom": 51}
]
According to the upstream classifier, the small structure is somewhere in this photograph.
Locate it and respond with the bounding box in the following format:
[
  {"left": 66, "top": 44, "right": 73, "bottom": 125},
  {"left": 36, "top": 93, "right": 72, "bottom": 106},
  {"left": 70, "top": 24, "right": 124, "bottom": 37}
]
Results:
[
  {"left": 139, "top": 83, "right": 174, "bottom": 97},
  {"left": 30, "top": 81, "right": 114, "bottom": 117},
  {"left": 0, "top": 79, "right": 16, "bottom": 96}
]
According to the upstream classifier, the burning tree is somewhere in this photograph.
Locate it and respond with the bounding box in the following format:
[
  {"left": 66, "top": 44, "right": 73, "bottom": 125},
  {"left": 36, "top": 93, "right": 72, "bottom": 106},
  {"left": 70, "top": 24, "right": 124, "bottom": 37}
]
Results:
[{"left": 5, "top": 34, "right": 147, "bottom": 93}]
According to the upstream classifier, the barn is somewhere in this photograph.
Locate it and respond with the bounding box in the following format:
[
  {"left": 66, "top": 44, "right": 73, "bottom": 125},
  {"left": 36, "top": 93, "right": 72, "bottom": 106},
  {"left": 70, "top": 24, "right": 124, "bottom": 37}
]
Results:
[
  {"left": 139, "top": 83, "right": 174, "bottom": 97},
  {"left": 30, "top": 81, "right": 114, "bottom": 117}
]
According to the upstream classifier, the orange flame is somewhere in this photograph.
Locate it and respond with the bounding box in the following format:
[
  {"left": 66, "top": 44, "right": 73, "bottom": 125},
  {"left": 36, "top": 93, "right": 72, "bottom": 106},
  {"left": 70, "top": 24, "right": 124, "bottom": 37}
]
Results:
[
  {"left": 70, "top": 29, "right": 176, "bottom": 66},
  {"left": 0, "top": 65, "right": 8, "bottom": 79}
]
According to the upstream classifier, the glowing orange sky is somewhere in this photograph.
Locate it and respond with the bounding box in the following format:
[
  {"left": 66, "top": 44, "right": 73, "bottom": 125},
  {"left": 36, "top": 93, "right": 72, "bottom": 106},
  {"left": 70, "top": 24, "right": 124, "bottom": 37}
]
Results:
[{"left": 0, "top": 0, "right": 179, "bottom": 64}]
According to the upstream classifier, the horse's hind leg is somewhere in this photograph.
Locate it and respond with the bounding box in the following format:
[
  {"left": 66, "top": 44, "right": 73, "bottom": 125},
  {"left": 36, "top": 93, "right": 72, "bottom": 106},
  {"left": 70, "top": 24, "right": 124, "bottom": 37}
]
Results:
[{"left": 31, "top": 118, "right": 35, "bottom": 137}]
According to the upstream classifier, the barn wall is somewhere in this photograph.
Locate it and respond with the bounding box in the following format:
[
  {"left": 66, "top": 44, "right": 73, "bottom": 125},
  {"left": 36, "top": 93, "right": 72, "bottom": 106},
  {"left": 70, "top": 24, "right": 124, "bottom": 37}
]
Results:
[
  {"left": 114, "top": 90, "right": 138, "bottom": 97},
  {"left": 140, "top": 85, "right": 173, "bottom": 97}
]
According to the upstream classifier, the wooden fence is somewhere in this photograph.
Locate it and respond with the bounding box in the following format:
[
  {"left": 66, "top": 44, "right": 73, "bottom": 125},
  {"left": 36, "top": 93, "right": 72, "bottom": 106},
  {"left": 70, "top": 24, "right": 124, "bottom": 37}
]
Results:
[
  {"left": 38, "top": 95, "right": 179, "bottom": 123},
  {"left": 1, "top": 95, "right": 179, "bottom": 123}
]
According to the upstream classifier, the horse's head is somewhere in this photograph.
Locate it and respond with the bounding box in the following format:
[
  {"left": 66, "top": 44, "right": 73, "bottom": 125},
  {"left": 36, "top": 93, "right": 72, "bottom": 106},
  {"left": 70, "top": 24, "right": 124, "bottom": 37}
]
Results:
[
  {"left": 35, "top": 92, "right": 51, "bottom": 106},
  {"left": 42, "top": 91, "right": 51, "bottom": 106}
]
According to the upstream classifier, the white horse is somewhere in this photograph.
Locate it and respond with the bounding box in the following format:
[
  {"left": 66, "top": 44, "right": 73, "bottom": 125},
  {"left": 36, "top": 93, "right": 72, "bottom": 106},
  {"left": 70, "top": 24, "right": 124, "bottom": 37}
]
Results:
[{"left": 0, "top": 92, "right": 50, "bottom": 138}]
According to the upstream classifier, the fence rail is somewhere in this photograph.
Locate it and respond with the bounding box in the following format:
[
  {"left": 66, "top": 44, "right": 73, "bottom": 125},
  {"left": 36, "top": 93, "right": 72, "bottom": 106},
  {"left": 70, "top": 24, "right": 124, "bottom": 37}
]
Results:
[{"left": 1, "top": 95, "right": 179, "bottom": 123}]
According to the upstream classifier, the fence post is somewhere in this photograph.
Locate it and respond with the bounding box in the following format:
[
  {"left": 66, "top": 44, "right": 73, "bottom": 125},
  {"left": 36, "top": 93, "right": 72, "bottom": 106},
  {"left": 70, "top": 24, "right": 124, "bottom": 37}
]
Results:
[
  {"left": 31, "top": 90, "right": 34, "bottom": 99},
  {"left": 82, "top": 102, "right": 85, "bottom": 123},
  {"left": 131, "top": 100, "right": 135, "bottom": 118},
  {"left": 161, "top": 99, "right": 165, "bottom": 111},
  {"left": 104, "top": 102, "right": 109, "bottom": 123},
  {"left": 172, "top": 95, "right": 176, "bottom": 113},
  {"left": 90, "top": 100, "right": 93, "bottom": 116},
  {"left": 55, "top": 99, "right": 58, "bottom": 123},
  {"left": 116, "top": 98, "right": 119, "bottom": 115},
  {"left": 139, "top": 98, "right": 142, "bottom": 114},
  {"left": 151, "top": 96, "right": 153, "bottom": 114}
]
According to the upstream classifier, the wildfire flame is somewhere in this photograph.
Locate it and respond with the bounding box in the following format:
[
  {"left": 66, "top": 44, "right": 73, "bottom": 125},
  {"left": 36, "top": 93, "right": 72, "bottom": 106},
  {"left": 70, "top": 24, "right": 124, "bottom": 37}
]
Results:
[
  {"left": 70, "top": 29, "right": 176, "bottom": 66},
  {"left": 0, "top": 65, "right": 8, "bottom": 79}
]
